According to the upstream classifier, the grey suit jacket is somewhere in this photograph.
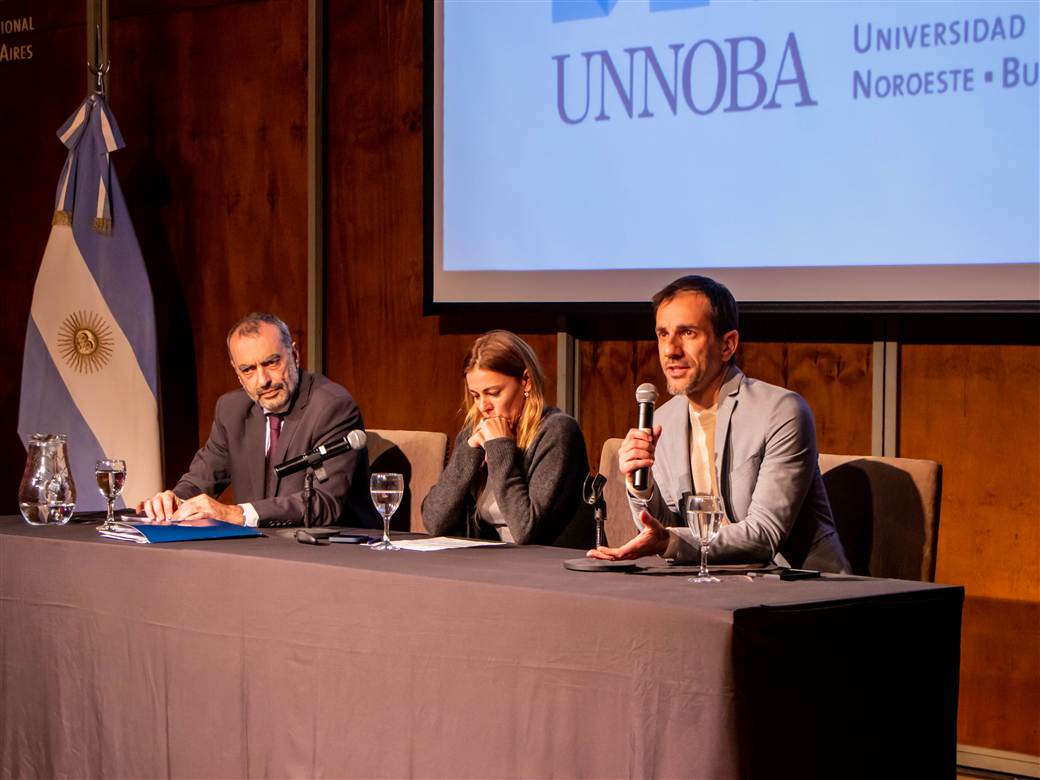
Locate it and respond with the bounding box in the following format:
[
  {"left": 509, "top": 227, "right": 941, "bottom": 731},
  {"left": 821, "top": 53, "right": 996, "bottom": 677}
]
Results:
[
  {"left": 173, "top": 371, "right": 380, "bottom": 528},
  {"left": 630, "top": 365, "right": 850, "bottom": 573}
]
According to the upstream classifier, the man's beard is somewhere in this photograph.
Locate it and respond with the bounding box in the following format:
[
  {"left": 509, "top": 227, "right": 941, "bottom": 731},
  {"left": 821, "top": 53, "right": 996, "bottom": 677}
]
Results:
[
  {"left": 665, "top": 364, "right": 705, "bottom": 397},
  {"left": 255, "top": 361, "right": 299, "bottom": 412}
]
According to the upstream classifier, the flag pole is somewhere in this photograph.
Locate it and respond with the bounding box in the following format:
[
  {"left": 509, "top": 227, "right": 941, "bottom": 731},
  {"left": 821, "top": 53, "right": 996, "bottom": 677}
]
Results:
[
  {"left": 86, "top": 0, "right": 109, "bottom": 97},
  {"left": 306, "top": 0, "right": 326, "bottom": 374}
]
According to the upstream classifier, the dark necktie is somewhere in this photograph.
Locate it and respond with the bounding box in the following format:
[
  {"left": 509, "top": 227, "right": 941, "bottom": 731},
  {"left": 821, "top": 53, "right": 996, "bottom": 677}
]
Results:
[{"left": 265, "top": 414, "right": 283, "bottom": 498}]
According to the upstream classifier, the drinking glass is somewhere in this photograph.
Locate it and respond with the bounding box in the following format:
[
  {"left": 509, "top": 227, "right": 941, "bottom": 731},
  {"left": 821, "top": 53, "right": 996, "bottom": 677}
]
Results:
[
  {"left": 368, "top": 472, "right": 404, "bottom": 551},
  {"left": 685, "top": 493, "right": 724, "bottom": 583},
  {"left": 95, "top": 459, "right": 127, "bottom": 531}
]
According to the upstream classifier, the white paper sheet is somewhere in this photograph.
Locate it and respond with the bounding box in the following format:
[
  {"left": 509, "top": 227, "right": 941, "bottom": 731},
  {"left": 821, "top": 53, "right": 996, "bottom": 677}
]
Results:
[{"left": 388, "top": 537, "right": 510, "bottom": 552}]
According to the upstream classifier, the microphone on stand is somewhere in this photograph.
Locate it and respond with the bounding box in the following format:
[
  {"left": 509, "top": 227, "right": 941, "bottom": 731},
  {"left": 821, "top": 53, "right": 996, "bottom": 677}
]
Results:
[
  {"left": 632, "top": 383, "right": 658, "bottom": 492},
  {"left": 274, "top": 429, "right": 368, "bottom": 479}
]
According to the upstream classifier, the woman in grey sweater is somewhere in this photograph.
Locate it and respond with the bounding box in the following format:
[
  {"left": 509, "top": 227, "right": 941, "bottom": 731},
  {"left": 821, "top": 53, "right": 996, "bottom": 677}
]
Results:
[{"left": 421, "top": 330, "right": 594, "bottom": 548}]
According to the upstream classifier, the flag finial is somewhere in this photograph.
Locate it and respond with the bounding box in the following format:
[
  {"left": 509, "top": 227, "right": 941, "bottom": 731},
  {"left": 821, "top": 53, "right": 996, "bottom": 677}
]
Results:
[{"left": 87, "top": 24, "right": 110, "bottom": 96}]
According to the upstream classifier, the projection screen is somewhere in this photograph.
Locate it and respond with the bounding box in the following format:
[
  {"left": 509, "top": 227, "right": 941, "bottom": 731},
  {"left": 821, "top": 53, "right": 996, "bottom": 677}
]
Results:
[{"left": 427, "top": 0, "right": 1040, "bottom": 309}]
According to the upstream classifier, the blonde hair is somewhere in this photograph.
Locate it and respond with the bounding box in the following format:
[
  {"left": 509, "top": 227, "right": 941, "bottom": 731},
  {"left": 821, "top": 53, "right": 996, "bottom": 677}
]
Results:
[{"left": 462, "top": 330, "right": 547, "bottom": 451}]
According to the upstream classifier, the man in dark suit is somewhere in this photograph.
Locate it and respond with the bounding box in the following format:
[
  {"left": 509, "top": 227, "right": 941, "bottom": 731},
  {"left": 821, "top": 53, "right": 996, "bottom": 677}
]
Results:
[{"left": 138, "top": 313, "right": 378, "bottom": 528}]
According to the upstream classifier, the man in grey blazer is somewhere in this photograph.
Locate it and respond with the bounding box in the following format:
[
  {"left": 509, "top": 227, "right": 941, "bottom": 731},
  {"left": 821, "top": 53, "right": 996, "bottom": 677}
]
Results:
[
  {"left": 590, "top": 276, "right": 849, "bottom": 572},
  {"left": 138, "top": 313, "right": 379, "bottom": 528}
]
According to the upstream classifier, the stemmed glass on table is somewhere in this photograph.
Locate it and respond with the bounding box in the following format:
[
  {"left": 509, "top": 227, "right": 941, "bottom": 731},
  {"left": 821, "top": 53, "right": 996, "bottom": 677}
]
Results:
[
  {"left": 685, "top": 493, "right": 724, "bottom": 583},
  {"left": 368, "top": 472, "right": 404, "bottom": 551},
  {"left": 95, "top": 459, "right": 127, "bottom": 531}
]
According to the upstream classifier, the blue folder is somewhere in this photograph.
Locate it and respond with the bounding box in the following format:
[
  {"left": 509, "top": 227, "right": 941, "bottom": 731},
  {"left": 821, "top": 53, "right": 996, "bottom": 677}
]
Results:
[{"left": 98, "top": 520, "right": 263, "bottom": 543}]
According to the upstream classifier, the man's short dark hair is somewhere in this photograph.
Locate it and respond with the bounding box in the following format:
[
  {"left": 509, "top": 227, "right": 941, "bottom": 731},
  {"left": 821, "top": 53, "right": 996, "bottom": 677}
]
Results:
[
  {"left": 226, "top": 312, "right": 293, "bottom": 353},
  {"left": 651, "top": 275, "right": 739, "bottom": 336}
]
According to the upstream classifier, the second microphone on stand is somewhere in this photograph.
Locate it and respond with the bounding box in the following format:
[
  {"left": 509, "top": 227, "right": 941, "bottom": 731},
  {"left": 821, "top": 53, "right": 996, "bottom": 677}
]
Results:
[{"left": 274, "top": 429, "right": 368, "bottom": 479}]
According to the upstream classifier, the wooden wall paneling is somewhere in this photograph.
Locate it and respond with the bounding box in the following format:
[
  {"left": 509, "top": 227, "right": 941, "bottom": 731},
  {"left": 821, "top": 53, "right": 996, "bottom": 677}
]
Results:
[
  {"left": 900, "top": 344, "right": 1039, "bottom": 602},
  {"left": 739, "top": 342, "right": 873, "bottom": 457},
  {"left": 323, "top": 0, "right": 559, "bottom": 448},
  {"left": 900, "top": 343, "right": 1040, "bottom": 755},
  {"left": 0, "top": 5, "right": 86, "bottom": 512},
  {"left": 579, "top": 340, "right": 659, "bottom": 468},
  {"left": 325, "top": 0, "right": 439, "bottom": 430},
  {"left": 958, "top": 596, "right": 1040, "bottom": 757},
  {"left": 108, "top": 0, "right": 309, "bottom": 485}
]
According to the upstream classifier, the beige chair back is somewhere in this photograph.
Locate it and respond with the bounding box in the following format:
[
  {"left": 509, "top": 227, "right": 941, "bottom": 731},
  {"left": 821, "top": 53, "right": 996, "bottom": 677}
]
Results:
[
  {"left": 597, "top": 438, "right": 638, "bottom": 549},
  {"left": 367, "top": 429, "right": 449, "bottom": 532},
  {"left": 819, "top": 454, "right": 942, "bottom": 581}
]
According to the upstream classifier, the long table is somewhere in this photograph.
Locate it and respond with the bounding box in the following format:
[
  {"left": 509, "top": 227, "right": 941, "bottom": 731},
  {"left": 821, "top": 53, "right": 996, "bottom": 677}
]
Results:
[{"left": 0, "top": 517, "right": 962, "bottom": 779}]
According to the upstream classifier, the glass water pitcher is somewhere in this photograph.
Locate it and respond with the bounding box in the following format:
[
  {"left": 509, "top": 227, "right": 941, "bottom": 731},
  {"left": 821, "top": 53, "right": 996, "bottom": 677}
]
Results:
[{"left": 18, "top": 433, "right": 77, "bottom": 525}]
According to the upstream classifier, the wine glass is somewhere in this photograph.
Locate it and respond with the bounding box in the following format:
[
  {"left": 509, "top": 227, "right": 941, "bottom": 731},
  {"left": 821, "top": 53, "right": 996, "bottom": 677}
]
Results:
[
  {"left": 95, "top": 459, "right": 127, "bottom": 531},
  {"left": 685, "top": 493, "right": 724, "bottom": 583},
  {"left": 368, "top": 472, "right": 404, "bottom": 551}
]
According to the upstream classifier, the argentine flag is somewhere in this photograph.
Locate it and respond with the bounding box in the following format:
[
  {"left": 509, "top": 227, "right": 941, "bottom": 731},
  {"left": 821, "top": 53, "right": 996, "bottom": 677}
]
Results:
[{"left": 18, "top": 95, "right": 161, "bottom": 511}]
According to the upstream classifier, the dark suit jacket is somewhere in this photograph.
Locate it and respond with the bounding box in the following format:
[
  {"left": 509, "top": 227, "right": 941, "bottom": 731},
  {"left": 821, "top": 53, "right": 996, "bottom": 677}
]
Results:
[{"left": 173, "top": 371, "right": 380, "bottom": 528}]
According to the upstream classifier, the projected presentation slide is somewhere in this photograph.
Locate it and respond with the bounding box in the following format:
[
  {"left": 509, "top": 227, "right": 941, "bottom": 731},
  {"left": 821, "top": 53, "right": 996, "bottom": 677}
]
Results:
[{"left": 432, "top": 0, "right": 1039, "bottom": 305}]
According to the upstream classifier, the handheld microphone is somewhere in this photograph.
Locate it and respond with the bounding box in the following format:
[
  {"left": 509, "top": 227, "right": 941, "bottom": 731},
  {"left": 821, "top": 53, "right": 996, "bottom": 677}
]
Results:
[
  {"left": 274, "top": 429, "right": 367, "bottom": 479},
  {"left": 633, "top": 383, "right": 658, "bottom": 491}
]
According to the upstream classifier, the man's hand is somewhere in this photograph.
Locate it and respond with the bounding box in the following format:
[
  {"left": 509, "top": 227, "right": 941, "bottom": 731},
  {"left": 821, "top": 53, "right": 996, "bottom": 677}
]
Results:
[
  {"left": 587, "top": 510, "right": 669, "bottom": 561},
  {"left": 170, "top": 494, "right": 246, "bottom": 525},
  {"left": 618, "top": 424, "right": 663, "bottom": 482},
  {"left": 137, "top": 490, "right": 182, "bottom": 522},
  {"left": 468, "top": 416, "right": 515, "bottom": 448}
]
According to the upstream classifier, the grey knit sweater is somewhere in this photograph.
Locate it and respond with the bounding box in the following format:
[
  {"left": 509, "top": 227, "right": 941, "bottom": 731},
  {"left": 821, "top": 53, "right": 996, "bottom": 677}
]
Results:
[{"left": 421, "top": 408, "right": 595, "bottom": 548}]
